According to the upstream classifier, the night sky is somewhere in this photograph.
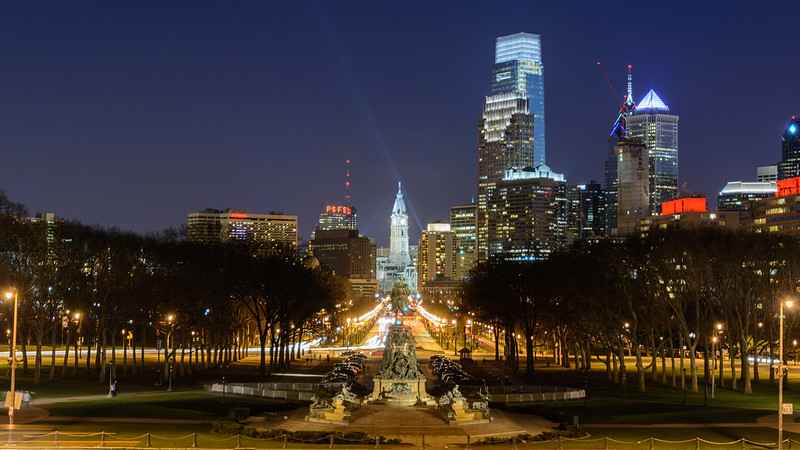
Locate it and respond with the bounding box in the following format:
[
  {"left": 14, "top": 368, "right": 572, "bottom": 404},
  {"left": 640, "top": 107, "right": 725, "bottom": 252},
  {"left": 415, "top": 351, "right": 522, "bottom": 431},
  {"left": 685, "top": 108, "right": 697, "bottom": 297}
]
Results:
[{"left": 2, "top": 2, "right": 798, "bottom": 246}]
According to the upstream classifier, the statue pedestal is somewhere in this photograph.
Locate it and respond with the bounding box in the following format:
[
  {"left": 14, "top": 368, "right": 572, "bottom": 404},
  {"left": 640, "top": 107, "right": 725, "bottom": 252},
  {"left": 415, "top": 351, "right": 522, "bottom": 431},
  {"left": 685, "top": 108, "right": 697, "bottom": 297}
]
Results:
[
  {"left": 369, "top": 377, "right": 433, "bottom": 406},
  {"left": 448, "top": 398, "right": 490, "bottom": 425},
  {"left": 306, "top": 398, "right": 351, "bottom": 425}
]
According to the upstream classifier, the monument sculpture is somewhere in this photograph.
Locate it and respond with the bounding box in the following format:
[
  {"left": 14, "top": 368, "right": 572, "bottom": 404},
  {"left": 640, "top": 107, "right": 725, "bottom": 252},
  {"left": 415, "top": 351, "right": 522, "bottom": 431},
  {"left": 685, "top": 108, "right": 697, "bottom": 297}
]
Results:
[
  {"left": 437, "top": 385, "right": 490, "bottom": 424},
  {"left": 369, "top": 324, "right": 434, "bottom": 406}
]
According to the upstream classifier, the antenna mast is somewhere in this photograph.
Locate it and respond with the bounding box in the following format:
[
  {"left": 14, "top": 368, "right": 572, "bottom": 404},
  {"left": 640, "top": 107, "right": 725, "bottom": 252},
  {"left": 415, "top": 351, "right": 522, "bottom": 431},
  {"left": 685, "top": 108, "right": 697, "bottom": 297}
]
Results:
[{"left": 344, "top": 159, "right": 352, "bottom": 204}]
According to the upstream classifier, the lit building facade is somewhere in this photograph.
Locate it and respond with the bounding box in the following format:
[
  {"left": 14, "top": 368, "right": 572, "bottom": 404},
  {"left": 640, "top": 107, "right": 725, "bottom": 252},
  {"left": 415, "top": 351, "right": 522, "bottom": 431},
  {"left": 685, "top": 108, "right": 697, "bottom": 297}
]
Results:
[
  {"left": 449, "top": 204, "right": 476, "bottom": 280},
  {"left": 492, "top": 32, "right": 546, "bottom": 166},
  {"left": 377, "top": 183, "right": 417, "bottom": 293},
  {"left": 389, "top": 182, "right": 411, "bottom": 267},
  {"left": 417, "top": 223, "right": 459, "bottom": 286},
  {"left": 626, "top": 89, "right": 679, "bottom": 214},
  {"left": 186, "top": 209, "right": 298, "bottom": 248},
  {"left": 777, "top": 117, "right": 800, "bottom": 180},
  {"left": 640, "top": 196, "right": 738, "bottom": 233},
  {"left": 749, "top": 177, "right": 800, "bottom": 235},
  {"left": 486, "top": 166, "right": 567, "bottom": 261},
  {"left": 717, "top": 181, "right": 776, "bottom": 212},
  {"left": 616, "top": 139, "right": 650, "bottom": 235},
  {"left": 570, "top": 182, "right": 606, "bottom": 239},
  {"left": 316, "top": 204, "right": 357, "bottom": 234},
  {"left": 757, "top": 165, "right": 778, "bottom": 182},
  {"left": 477, "top": 32, "right": 547, "bottom": 262}
]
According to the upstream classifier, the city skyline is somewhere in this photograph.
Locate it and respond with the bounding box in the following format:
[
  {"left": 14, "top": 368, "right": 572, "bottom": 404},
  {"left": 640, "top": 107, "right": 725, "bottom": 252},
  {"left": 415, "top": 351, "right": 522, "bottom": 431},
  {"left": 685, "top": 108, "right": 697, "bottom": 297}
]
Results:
[{"left": 0, "top": 3, "right": 798, "bottom": 246}]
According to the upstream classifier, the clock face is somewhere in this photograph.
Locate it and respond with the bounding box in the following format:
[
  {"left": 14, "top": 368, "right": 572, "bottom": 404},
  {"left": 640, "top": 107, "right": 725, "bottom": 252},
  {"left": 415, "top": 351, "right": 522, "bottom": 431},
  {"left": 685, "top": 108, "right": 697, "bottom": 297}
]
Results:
[{"left": 790, "top": 124, "right": 798, "bottom": 135}]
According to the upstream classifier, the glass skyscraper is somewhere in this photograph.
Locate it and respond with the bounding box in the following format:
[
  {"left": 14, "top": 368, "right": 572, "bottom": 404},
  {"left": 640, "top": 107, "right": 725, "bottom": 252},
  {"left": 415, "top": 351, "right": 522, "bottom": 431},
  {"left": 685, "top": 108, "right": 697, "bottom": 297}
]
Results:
[
  {"left": 491, "top": 32, "right": 546, "bottom": 166},
  {"left": 626, "top": 89, "right": 679, "bottom": 214}
]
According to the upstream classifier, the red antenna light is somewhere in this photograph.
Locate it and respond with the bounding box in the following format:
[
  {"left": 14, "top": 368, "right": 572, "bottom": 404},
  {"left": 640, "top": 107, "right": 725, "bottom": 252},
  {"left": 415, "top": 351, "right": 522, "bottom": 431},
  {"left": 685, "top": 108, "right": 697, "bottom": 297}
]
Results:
[{"left": 344, "top": 159, "right": 352, "bottom": 202}]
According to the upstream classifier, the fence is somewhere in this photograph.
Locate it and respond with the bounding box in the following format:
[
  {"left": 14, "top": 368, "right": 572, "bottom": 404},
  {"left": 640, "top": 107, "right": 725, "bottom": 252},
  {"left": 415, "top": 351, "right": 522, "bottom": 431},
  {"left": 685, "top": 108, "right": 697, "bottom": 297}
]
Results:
[{"left": 0, "top": 432, "right": 796, "bottom": 450}]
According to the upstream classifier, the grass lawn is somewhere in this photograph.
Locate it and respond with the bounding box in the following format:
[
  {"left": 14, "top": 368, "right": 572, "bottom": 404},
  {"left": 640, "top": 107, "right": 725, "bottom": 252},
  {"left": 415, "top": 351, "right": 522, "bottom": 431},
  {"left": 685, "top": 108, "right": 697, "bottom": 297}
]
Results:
[
  {"left": 44, "top": 390, "right": 300, "bottom": 419},
  {"left": 490, "top": 365, "right": 800, "bottom": 425}
]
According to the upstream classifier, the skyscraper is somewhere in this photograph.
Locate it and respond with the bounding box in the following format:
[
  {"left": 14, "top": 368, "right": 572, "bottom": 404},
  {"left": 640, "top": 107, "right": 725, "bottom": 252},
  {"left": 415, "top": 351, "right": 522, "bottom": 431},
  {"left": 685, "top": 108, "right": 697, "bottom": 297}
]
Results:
[
  {"left": 477, "top": 32, "right": 546, "bottom": 262},
  {"left": 777, "top": 117, "right": 800, "bottom": 180},
  {"left": 492, "top": 32, "right": 546, "bottom": 166},
  {"left": 627, "top": 89, "right": 679, "bottom": 214},
  {"left": 616, "top": 139, "right": 650, "bottom": 235},
  {"left": 604, "top": 65, "right": 637, "bottom": 235}
]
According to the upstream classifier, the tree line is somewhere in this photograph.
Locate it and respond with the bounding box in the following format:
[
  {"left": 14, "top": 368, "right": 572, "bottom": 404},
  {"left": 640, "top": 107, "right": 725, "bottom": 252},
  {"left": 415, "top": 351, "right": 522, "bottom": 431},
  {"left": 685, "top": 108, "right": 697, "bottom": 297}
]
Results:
[
  {"left": 464, "top": 227, "right": 800, "bottom": 394},
  {"left": 0, "top": 194, "right": 348, "bottom": 385}
]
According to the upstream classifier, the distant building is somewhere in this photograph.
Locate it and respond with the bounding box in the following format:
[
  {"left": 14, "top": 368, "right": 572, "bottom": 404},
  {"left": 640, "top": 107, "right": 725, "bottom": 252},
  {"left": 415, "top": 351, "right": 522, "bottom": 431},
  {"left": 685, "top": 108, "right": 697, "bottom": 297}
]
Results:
[
  {"left": 626, "top": 89, "right": 679, "bottom": 214},
  {"left": 486, "top": 165, "right": 567, "bottom": 261},
  {"left": 449, "top": 204, "right": 476, "bottom": 280},
  {"left": 418, "top": 223, "right": 459, "bottom": 287},
  {"left": 777, "top": 117, "right": 800, "bottom": 180},
  {"left": 757, "top": 165, "right": 778, "bottom": 182},
  {"left": 27, "top": 212, "right": 59, "bottom": 245},
  {"left": 315, "top": 204, "right": 357, "bottom": 235},
  {"left": 616, "top": 139, "right": 650, "bottom": 235},
  {"left": 580, "top": 181, "right": 607, "bottom": 238},
  {"left": 640, "top": 196, "right": 738, "bottom": 232},
  {"left": 717, "top": 181, "right": 776, "bottom": 212},
  {"left": 750, "top": 177, "right": 800, "bottom": 235},
  {"left": 377, "top": 184, "right": 417, "bottom": 293},
  {"left": 389, "top": 183, "right": 411, "bottom": 267},
  {"left": 308, "top": 229, "right": 376, "bottom": 280},
  {"left": 186, "top": 209, "right": 298, "bottom": 248}
]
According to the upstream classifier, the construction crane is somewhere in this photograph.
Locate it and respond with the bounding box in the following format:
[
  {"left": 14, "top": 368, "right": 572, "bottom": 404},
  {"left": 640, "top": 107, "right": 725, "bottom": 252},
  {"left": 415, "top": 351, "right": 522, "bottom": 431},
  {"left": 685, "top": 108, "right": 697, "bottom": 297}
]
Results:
[{"left": 596, "top": 62, "right": 635, "bottom": 139}]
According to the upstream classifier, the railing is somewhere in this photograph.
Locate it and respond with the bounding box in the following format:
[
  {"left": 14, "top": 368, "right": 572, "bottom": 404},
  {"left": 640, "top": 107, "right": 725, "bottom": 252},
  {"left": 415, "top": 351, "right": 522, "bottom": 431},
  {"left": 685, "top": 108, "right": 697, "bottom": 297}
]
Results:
[
  {"left": 207, "top": 382, "right": 317, "bottom": 401},
  {"left": 484, "top": 385, "right": 586, "bottom": 403},
  {"left": 0, "top": 432, "right": 795, "bottom": 449}
]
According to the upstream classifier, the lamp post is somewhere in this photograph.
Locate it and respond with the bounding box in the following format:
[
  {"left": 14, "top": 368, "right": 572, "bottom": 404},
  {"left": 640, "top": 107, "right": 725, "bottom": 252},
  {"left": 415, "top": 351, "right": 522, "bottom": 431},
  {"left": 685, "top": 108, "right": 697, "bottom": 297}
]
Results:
[
  {"left": 4, "top": 289, "right": 19, "bottom": 426},
  {"left": 779, "top": 299, "right": 794, "bottom": 450}
]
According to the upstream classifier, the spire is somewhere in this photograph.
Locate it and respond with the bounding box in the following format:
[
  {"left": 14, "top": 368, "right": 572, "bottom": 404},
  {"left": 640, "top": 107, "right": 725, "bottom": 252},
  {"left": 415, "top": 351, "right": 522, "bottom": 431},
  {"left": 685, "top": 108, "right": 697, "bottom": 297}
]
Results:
[
  {"left": 636, "top": 89, "right": 670, "bottom": 112},
  {"left": 392, "top": 181, "right": 406, "bottom": 216},
  {"left": 625, "top": 64, "right": 635, "bottom": 108}
]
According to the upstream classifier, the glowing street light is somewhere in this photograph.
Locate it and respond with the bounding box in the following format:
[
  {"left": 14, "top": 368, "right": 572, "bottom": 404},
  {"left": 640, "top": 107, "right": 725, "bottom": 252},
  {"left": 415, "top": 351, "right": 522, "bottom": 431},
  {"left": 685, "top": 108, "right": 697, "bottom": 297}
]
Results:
[
  {"left": 779, "top": 298, "right": 795, "bottom": 450},
  {"left": 3, "top": 289, "right": 19, "bottom": 425}
]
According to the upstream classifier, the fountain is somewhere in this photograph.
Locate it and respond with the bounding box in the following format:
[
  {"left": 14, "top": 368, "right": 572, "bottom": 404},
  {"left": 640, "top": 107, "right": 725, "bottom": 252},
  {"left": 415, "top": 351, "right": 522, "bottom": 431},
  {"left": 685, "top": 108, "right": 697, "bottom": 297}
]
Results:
[{"left": 368, "top": 323, "right": 435, "bottom": 406}]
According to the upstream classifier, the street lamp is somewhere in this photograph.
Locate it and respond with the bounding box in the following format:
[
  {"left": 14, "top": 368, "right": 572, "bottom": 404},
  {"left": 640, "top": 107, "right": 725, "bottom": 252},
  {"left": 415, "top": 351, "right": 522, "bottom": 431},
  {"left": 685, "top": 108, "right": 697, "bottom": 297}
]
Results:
[
  {"left": 3, "top": 289, "right": 19, "bottom": 426},
  {"left": 779, "top": 298, "right": 794, "bottom": 450}
]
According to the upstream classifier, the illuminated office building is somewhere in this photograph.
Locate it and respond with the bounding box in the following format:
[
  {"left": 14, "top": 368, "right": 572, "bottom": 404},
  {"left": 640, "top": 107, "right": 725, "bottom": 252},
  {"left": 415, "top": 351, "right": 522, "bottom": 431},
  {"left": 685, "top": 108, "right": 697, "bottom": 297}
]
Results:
[
  {"left": 186, "top": 209, "right": 298, "bottom": 248},
  {"left": 316, "top": 204, "right": 357, "bottom": 233},
  {"left": 486, "top": 166, "right": 567, "bottom": 261},
  {"left": 626, "top": 89, "right": 679, "bottom": 214},
  {"left": 717, "top": 181, "right": 776, "bottom": 212},
  {"left": 777, "top": 117, "right": 800, "bottom": 180},
  {"left": 449, "top": 204, "right": 476, "bottom": 280},
  {"left": 477, "top": 32, "right": 547, "bottom": 262},
  {"left": 417, "top": 223, "right": 459, "bottom": 286},
  {"left": 492, "top": 32, "right": 546, "bottom": 166}
]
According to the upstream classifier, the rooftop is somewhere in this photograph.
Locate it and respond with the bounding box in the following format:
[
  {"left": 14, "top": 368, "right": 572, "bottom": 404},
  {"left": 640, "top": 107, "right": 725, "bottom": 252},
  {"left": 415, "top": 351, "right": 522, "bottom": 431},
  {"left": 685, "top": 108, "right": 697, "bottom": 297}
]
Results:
[{"left": 635, "top": 89, "right": 670, "bottom": 112}]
